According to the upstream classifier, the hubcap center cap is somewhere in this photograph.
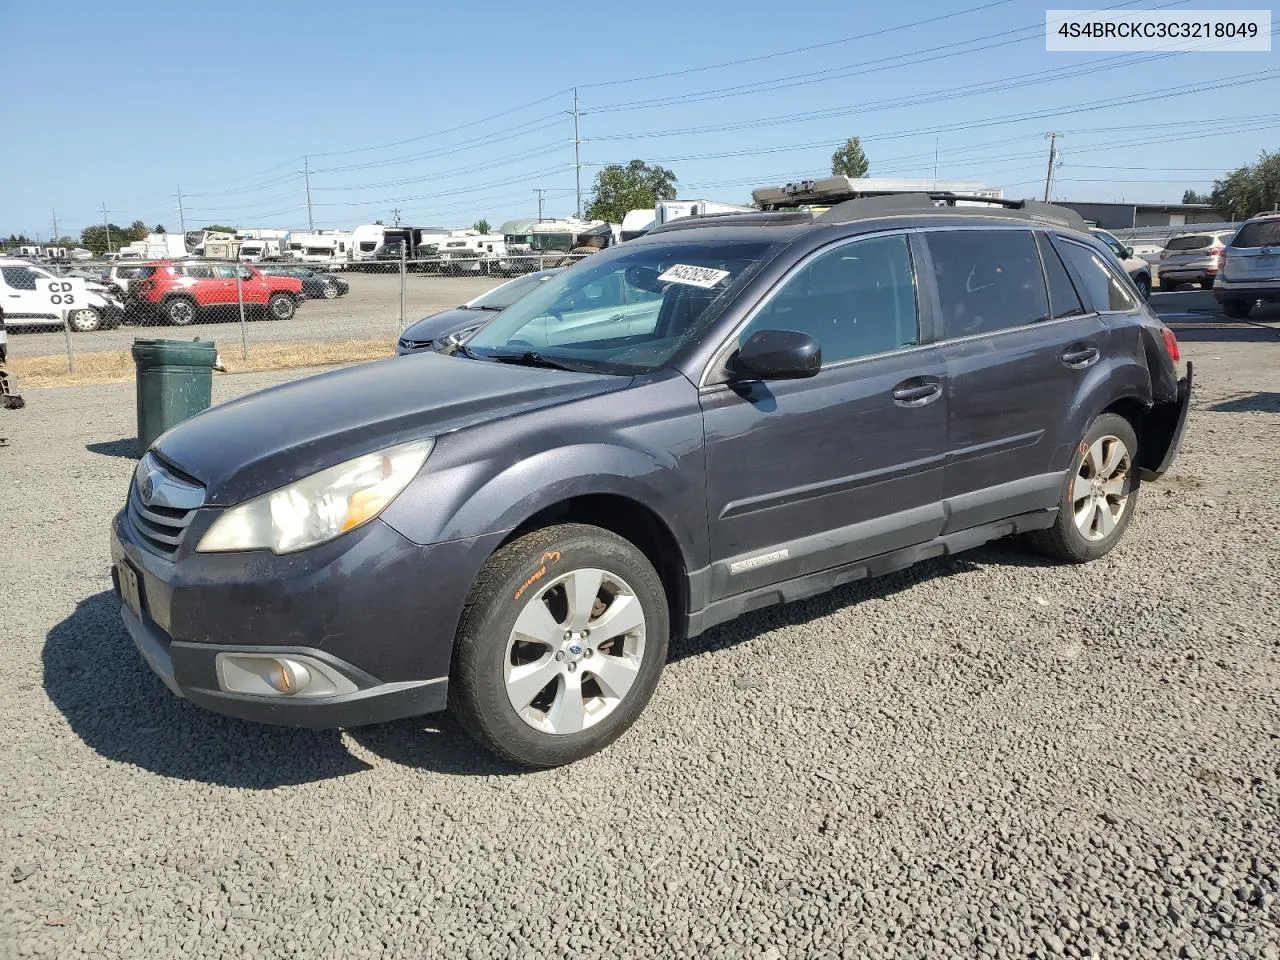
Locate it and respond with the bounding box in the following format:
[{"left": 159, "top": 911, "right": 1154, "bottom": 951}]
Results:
[{"left": 563, "top": 634, "right": 587, "bottom": 664}]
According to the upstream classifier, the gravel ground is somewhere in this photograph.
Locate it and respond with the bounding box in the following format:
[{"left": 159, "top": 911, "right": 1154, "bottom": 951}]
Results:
[
  {"left": 2, "top": 309, "right": 1278, "bottom": 959},
  {"left": 7, "top": 273, "right": 498, "bottom": 357}
]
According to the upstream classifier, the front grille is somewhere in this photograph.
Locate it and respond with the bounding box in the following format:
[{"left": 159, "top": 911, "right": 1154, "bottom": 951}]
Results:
[
  {"left": 126, "top": 454, "right": 205, "bottom": 558},
  {"left": 127, "top": 490, "right": 197, "bottom": 558}
]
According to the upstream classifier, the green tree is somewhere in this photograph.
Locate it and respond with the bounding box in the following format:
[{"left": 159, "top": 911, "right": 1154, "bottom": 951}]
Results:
[
  {"left": 1209, "top": 150, "right": 1280, "bottom": 220},
  {"left": 585, "top": 160, "right": 678, "bottom": 223},
  {"left": 472, "top": 219, "right": 491, "bottom": 234},
  {"left": 127, "top": 220, "right": 149, "bottom": 242},
  {"left": 201, "top": 224, "right": 237, "bottom": 234},
  {"left": 80, "top": 224, "right": 126, "bottom": 255},
  {"left": 831, "top": 137, "right": 870, "bottom": 178},
  {"left": 154, "top": 224, "right": 167, "bottom": 234},
  {"left": 1181, "top": 189, "right": 1210, "bottom": 204}
]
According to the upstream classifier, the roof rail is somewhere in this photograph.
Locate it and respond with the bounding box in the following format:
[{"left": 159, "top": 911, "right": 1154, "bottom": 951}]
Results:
[
  {"left": 645, "top": 210, "right": 814, "bottom": 235},
  {"left": 810, "top": 193, "right": 1089, "bottom": 231}
]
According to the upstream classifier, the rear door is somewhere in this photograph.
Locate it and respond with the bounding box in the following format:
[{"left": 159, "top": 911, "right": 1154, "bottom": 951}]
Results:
[
  {"left": 927, "top": 228, "right": 1106, "bottom": 531},
  {"left": 700, "top": 231, "right": 949, "bottom": 599}
]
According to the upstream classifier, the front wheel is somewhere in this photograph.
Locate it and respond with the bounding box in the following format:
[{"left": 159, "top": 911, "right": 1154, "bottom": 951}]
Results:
[
  {"left": 450, "top": 524, "right": 670, "bottom": 768},
  {"left": 321, "top": 282, "right": 338, "bottom": 300},
  {"left": 1026, "top": 413, "right": 1139, "bottom": 563},
  {"left": 266, "top": 293, "right": 296, "bottom": 321},
  {"left": 67, "top": 306, "right": 102, "bottom": 332},
  {"left": 1222, "top": 299, "right": 1253, "bottom": 319}
]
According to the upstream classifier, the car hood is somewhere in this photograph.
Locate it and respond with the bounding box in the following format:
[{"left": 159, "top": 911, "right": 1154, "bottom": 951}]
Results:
[
  {"left": 400, "top": 306, "right": 487, "bottom": 344},
  {"left": 153, "top": 352, "right": 629, "bottom": 504}
]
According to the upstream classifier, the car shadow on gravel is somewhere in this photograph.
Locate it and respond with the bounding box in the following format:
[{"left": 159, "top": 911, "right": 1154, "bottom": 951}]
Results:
[
  {"left": 86, "top": 439, "right": 138, "bottom": 460},
  {"left": 1208, "top": 391, "right": 1280, "bottom": 413},
  {"left": 44, "top": 591, "right": 372, "bottom": 787}
]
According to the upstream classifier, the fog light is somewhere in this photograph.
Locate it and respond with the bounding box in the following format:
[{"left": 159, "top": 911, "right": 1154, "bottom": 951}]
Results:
[{"left": 265, "top": 659, "right": 311, "bottom": 695}]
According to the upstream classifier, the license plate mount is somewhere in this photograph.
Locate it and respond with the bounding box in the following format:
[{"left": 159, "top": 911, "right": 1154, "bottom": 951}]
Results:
[{"left": 118, "top": 561, "right": 143, "bottom": 618}]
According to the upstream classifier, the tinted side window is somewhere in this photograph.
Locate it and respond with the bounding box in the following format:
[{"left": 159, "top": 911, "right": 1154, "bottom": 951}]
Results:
[
  {"left": 742, "top": 234, "right": 918, "bottom": 363},
  {"left": 1059, "top": 240, "right": 1136, "bottom": 312},
  {"left": 1037, "top": 233, "right": 1086, "bottom": 319},
  {"left": 184, "top": 264, "right": 217, "bottom": 280},
  {"left": 927, "top": 230, "right": 1048, "bottom": 339},
  {"left": 1, "top": 266, "right": 38, "bottom": 290}
]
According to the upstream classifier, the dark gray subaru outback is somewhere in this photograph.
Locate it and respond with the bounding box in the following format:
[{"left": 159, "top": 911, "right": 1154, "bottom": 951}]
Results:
[{"left": 111, "top": 184, "right": 1191, "bottom": 768}]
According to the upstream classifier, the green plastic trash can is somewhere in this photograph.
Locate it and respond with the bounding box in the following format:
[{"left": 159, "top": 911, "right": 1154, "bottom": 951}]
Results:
[{"left": 132, "top": 339, "right": 217, "bottom": 457}]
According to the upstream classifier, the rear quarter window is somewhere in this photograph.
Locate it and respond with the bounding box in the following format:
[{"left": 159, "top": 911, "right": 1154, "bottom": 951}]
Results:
[
  {"left": 1231, "top": 219, "right": 1280, "bottom": 248},
  {"left": 926, "top": 229, "right": 1049, "bottom": 339},
  {"left": 1058, "top": 239, "right": 1136, "bottom": 313}
]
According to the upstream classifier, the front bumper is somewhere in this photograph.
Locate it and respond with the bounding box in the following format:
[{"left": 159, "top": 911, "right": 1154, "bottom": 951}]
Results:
[
  {"left": 1213, "top": 280, "right": 1280, "bottom": 304},
  {"left": 110, "top": 509, "right": 503, "bottom": 728}
]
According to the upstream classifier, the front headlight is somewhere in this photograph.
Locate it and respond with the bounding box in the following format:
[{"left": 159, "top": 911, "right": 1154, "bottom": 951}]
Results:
[{"left": 196, "top": 439, "right": 434, "bottom": 554}]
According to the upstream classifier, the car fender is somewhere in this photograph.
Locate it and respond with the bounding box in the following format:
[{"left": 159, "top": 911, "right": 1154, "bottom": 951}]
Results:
[
  {"left": 1053, "top": 355, "right": 1152, "bottom": 472},
  {"left": 381, "top": 435, "right": 704, "bottom": 576}
]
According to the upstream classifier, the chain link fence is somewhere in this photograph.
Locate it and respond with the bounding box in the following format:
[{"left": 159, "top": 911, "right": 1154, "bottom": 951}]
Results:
[{"left": 0, "top": 251, "right": 595, "bottom": 373}]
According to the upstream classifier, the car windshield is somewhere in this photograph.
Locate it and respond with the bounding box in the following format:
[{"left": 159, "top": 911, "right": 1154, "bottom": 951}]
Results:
[
  {"left": 1232, "top": 219, "right": 1280, "bottom": 248},
  {"left": 465, "top": 238, "right": 782, "bottom": 374},
  {"left": 468, "top": 271, "right": 554, "bottom": 311}
]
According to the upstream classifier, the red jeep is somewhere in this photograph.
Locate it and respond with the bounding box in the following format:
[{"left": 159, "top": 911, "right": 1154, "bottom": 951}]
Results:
[{"left": 131, "top": 261, "right": 304, "bottom": 326}]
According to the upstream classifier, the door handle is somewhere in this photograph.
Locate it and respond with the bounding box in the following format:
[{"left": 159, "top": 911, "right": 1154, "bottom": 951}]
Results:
[
  {"left": 1061, "top": 344, "right": 1099, "bottom": 368},
  {"left": 892, "top": 379, "right": 942, "bottom": 406}
]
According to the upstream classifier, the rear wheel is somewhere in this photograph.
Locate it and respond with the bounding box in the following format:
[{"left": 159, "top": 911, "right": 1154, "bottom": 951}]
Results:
[
  {"left": 1134, "top": 275, "right": 1151, "bottom": 299},
  {"left": 1199, "top": 279, "right": 1214, "bottom": 290},
  {"left": 450, "top": 523, "right": 669, "bottom": 768},
  {"left": 165, "top": 297, "right": 196, "bottom": 326},
  {"left": 1161, "top": 277, "right": 1179, "bottom": 291},
  {"left": 321, "top": 282, "right": 339, "bottom": 300},
  {"left": 1222, "top": 299, "right": 1253, "bottom": 319},
  {"left": 266, "top": 293, "right": 296, "bottom": 321},
  {"left": 67, "top": 306, "right": 102, "bottom": 332},
  {"left": 1026, "top": 413, "right": 1139, "bottom": 563}
]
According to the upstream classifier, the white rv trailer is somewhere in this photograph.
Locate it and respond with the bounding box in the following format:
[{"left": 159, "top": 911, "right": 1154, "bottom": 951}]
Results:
[{"left": 290, "top": 231, "right": 353, "bottom": 270}]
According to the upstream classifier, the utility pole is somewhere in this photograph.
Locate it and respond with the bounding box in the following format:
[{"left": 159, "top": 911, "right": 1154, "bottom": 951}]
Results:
[
  {"left": 391, "top": 207, "right": 402, "bottom": 226},
  {"left": 933, "top": 137, "right": 939, "bottom": 187},
  {"left": 1043, "top": 132, "right": 1061, "bottom": 202},
  {"left": 176, "top": 184, "right": 186, "bottom": 235},
  {"left": 51, "top": 209, "right": 59, "bottom": 242},
  {"left": 572, "top": 87, "right": 583, "bottom": 218},
  {"left": 535, "top": 188, "right": 546, "bottom": 221},
  {"left": 303, "top": 156, "right": 314, "bottom": 231},
  {"left": 101, "top": 202, "right": 113, "bottom": 253}
]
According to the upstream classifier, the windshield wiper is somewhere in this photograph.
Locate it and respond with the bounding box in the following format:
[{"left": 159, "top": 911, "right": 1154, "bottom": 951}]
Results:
[{"left": 484, "top": 350, "right": 592, "bottom": 373}]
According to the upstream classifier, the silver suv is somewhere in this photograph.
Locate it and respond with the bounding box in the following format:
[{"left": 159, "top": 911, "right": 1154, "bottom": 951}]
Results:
[
  {"left": 1214, "top": 214, "right": 1280, "bottom": 319},
  {"left": 1158, "top": 230, "right": 1234, "bottom": 290}
]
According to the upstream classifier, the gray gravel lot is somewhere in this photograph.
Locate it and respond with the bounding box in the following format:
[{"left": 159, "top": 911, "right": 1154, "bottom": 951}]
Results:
[
  {"left": 2, "top": 305, "right": 1278, "bottom": 959},
  {"left": 7, "top": 273, "right": 498, "bottom": 357}
]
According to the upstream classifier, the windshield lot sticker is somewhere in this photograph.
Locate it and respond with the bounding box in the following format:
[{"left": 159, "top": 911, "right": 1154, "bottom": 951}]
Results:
[{"left": 658, "top": 264, "right": 731, "bottom": 288}]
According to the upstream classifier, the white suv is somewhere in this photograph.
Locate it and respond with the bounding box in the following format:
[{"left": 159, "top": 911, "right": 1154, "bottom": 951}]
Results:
[
  {"left": 0, "top": 258, "right": 125, "bottom": 331},
  {"left": 1215, "top": 214, "right": 1280, "bottom": 319}
]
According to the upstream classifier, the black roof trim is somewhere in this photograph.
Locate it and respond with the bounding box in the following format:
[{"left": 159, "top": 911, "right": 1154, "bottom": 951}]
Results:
[
  {"left": 645, "top": 210, "right": 814, "bottom": 235},
  {"left": 813, "top": 194, "right": 1089, "bottom": 231}
]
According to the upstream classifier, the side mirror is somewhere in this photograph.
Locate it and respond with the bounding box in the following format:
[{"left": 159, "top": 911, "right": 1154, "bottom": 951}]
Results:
[
  {"left": 1123, "top": 246, "right": 1134, "bottom": 260},
  {"left": 735, "top": 329, "right": 821, "bottom": 380}
]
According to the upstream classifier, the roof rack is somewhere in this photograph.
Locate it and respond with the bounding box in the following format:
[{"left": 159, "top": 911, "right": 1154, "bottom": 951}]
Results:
[
  {"left": 645, "top": 210, "right": 814, "bottom": 235},
  {"left": 812, "top": 193, "right": 1089, "bottom": 231}
]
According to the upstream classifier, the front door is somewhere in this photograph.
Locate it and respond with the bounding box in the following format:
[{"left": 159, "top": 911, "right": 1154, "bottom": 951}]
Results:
[
  {"left": 701, "top": 232, "right": 948, "bottom": 601},
  {"left": 0, "top": 265, "right": 58, "bottom": 324},
  {"left": 925, "top": 228, "right": 1107, "bottom": 531}
]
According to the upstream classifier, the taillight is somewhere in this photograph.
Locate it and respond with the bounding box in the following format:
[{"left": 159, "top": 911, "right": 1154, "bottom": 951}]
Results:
[{"left": 1161, "top": 326, "right": 1180, "bottom": 363}]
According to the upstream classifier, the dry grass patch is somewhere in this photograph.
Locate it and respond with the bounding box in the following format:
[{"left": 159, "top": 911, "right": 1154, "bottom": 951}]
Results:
[{"left": 10, "top": 338, "right": 394, "bottom": 388}]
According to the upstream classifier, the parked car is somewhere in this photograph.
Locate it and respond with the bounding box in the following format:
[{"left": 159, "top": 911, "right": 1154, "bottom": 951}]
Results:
[
  {"left": 102, "top": 263, "right": 158, "bottom": 299},
  {"left": 1126, "top": 237, "right": 1166, "bottom": 265},
  {"left": 258, "top": 265, "right": 349, "bottom": 300},
  {"left": 0, "top": 257, "right": 125, "bottom": 331},
  {"left": 1090, "top": 228, "right": 1152, "bottom": 298},
  {"left": 111, "top": 194, "right": 1190, "bottom": 768},
  {"left": 396, "top": 269, "right": 561, "bottom": 355},
  {"left": 1158, "top": 230, "right": 1235, "bottom": 290},
  {"left": 129, "top": 260, "right": 304, "bottom": 325},
  {"left": 1214, "top": 213, "right": 1280, "bottom": 318}
]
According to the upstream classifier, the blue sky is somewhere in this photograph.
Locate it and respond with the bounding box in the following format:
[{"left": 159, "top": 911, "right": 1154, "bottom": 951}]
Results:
[{"left": 2, "top": 0, "right": 1275, "bottom": 239}]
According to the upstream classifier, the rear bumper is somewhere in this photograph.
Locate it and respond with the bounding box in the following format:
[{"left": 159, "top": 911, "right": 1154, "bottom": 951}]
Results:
[
  {"left": 1213, "top": 281, "right": 1280, "bottom": 303},
  {"left": 1140, "top": 362, "right": 1193, "bottom": 481},
  {"left": 1159, "top": 266, "right": 1216, "bottom": 282}
]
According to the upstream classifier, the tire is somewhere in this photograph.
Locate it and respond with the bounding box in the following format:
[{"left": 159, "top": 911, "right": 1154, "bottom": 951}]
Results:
[
  {"left": 1026, "top": 413, "right": 1140, "bottom": 564},
  {"left": 1222, "top": 299, "right": 1253, "bottom": 319},
  {"left": 321, "top": 282, "right": 338, "bottom": 300},
  {"left": 67, "top": 307, "right": 102, "bottom": 332},
  {"left": 266, "top": 293, "right": 296, "bottom": 321},
  {"left": 1134, "top": 275, "right": 1151, "bottom": 299},
  {"left": 1199, "top": 279, "right": 1214, "bottom": 291},
  {"left": 450, "top": 523, "right": 670, "bottom": 768},
  {"left": 165, "top": 297, "right": 196, "bottom": 326},
  {"left": 1161, "top": 277, "right": 1179, "bottom": 291}
]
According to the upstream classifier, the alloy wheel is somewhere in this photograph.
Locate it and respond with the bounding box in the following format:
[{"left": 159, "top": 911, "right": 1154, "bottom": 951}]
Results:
[
  {"left": 504, "top": 567, "right": 647, "bottom": 735},
  {"left": 1072, "top": 435, "right": 1132, "bottom": 541}
]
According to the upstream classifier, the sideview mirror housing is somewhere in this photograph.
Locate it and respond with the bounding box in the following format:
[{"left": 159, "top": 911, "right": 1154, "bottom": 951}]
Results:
[
  {"left": 1123, "top": 246, "right": 1134, "bottom": 260},
  {"left": 735, "top": 329, "right": 821, "bottom": 380}
]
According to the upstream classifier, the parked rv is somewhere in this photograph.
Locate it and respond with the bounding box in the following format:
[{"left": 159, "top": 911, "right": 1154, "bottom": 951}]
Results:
[{"left": 501, "top": 218, "right": 614, "bottom": 272}]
